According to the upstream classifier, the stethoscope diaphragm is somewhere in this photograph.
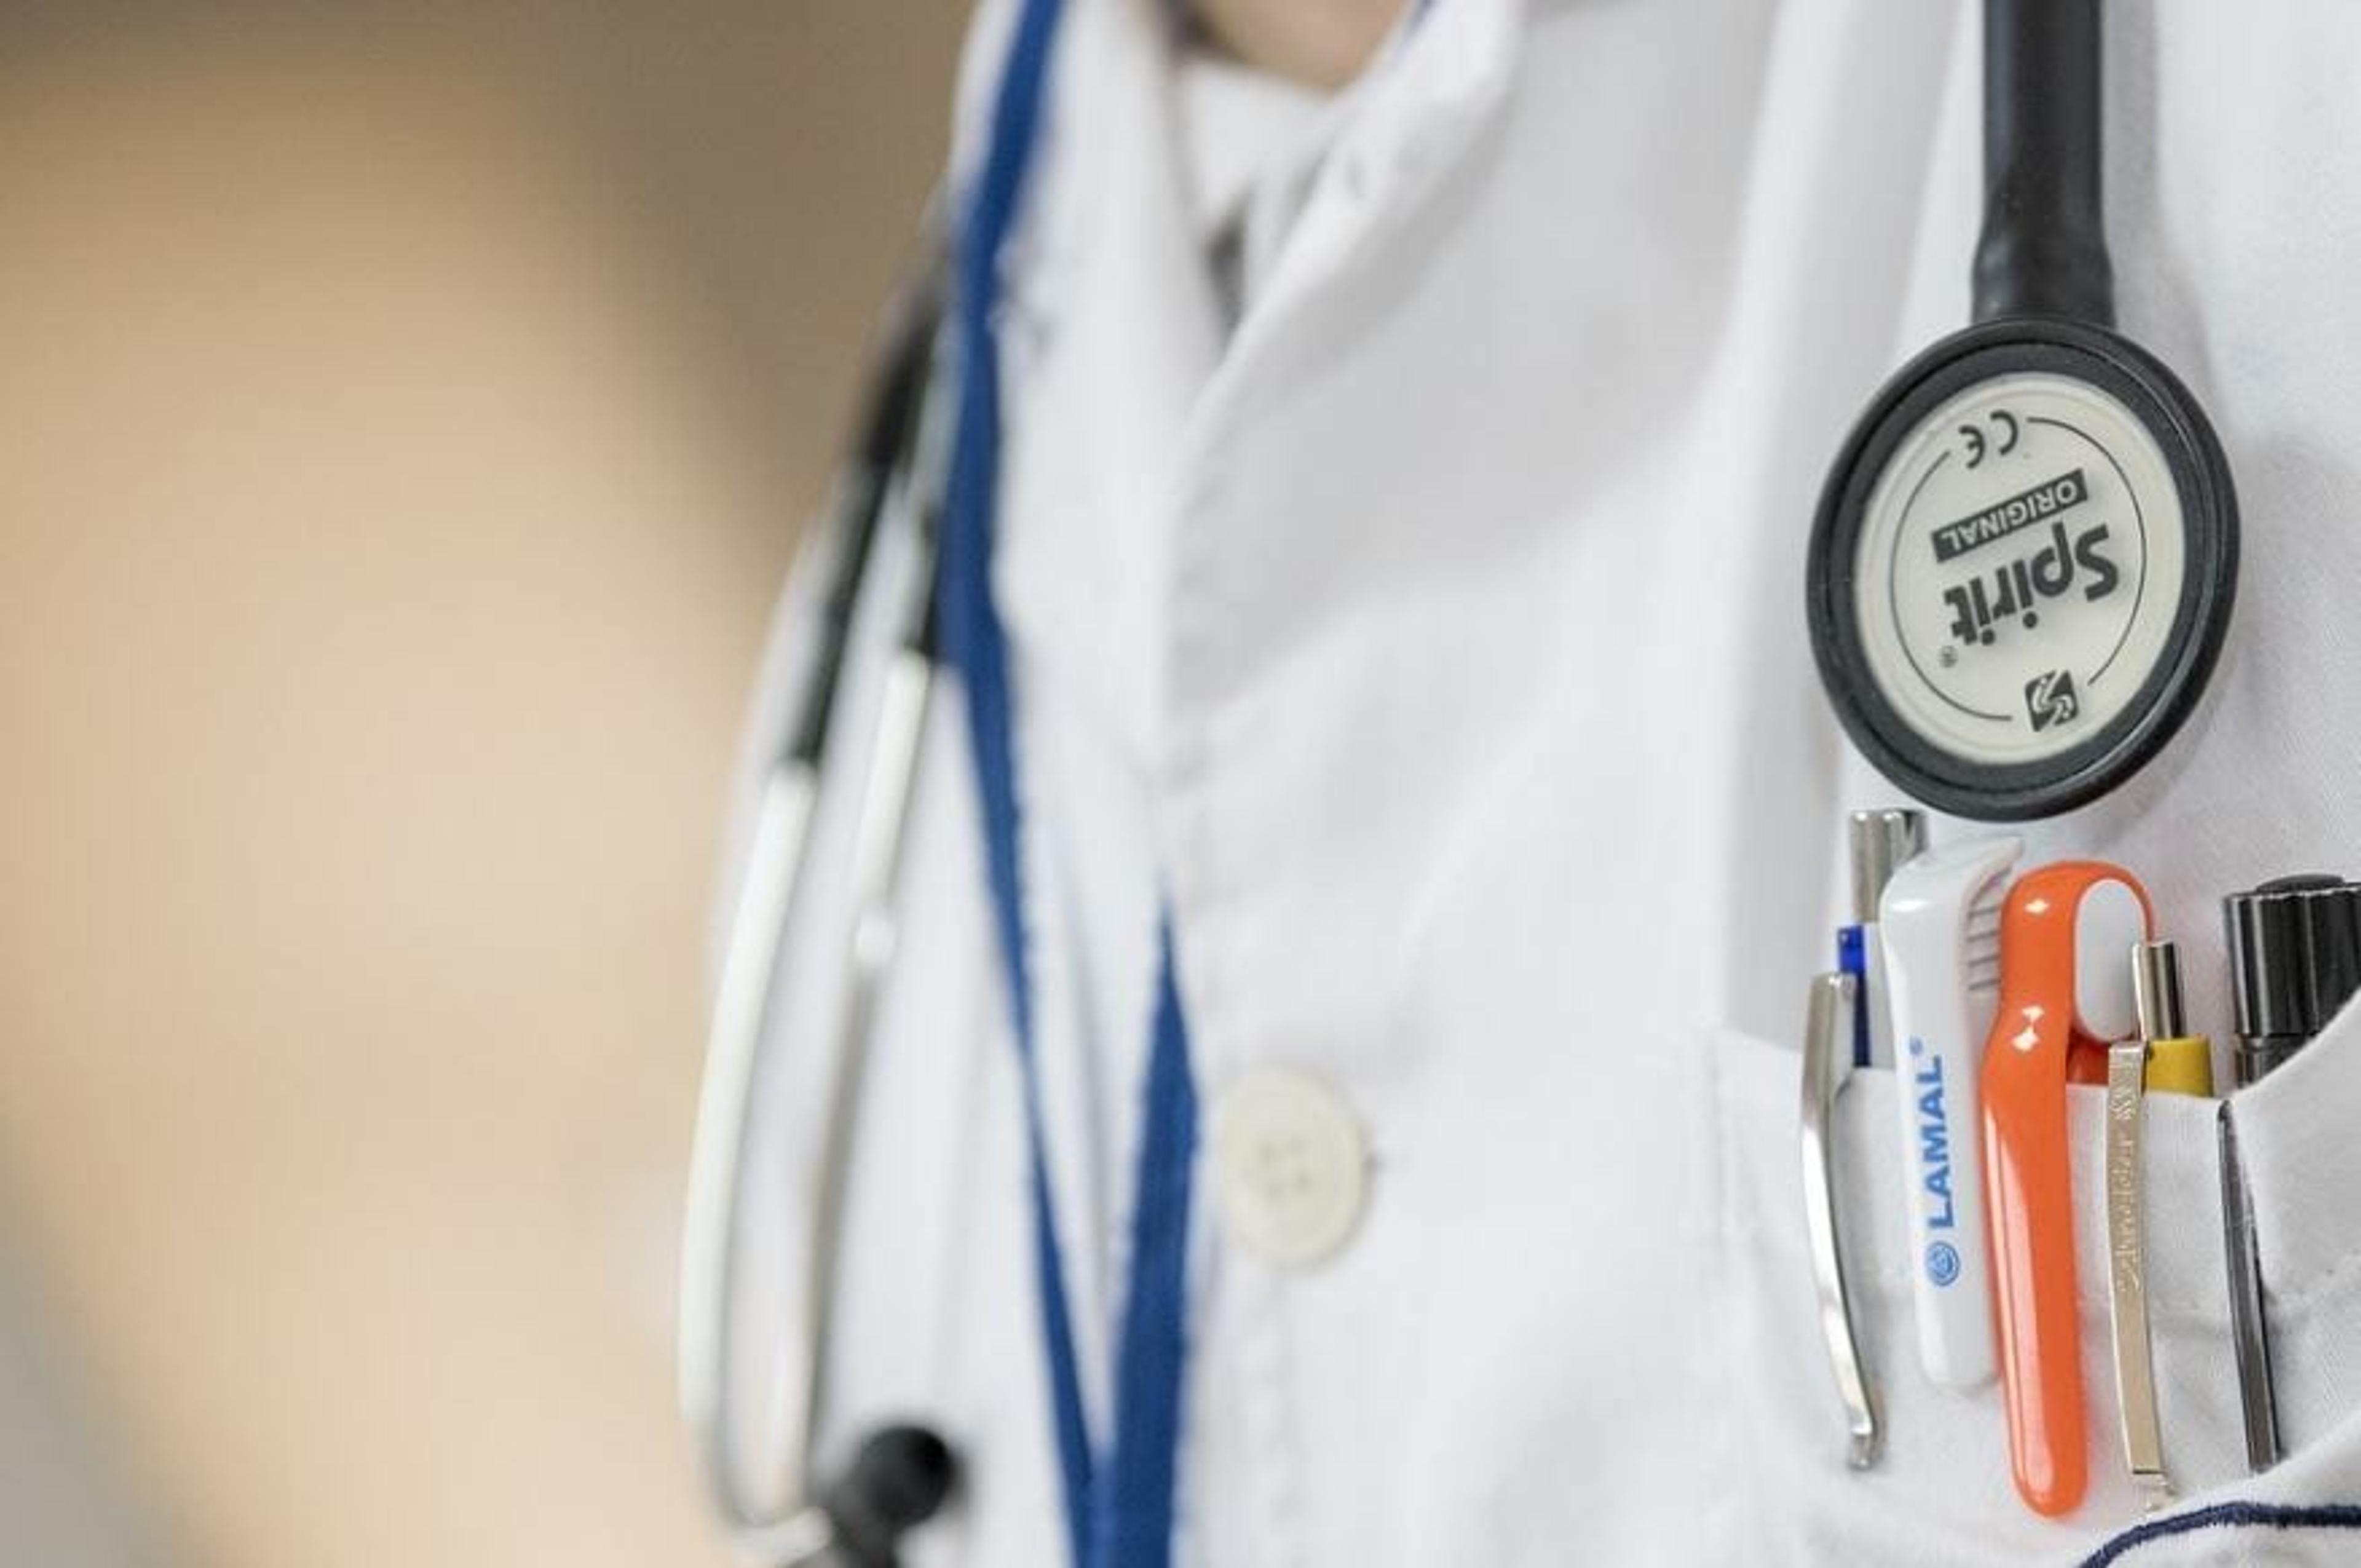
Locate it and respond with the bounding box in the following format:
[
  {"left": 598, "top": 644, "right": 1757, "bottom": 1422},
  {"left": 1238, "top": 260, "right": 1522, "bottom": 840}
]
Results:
[{"left": 1806, "top": 316, "right": 2237, "bottom": 820}]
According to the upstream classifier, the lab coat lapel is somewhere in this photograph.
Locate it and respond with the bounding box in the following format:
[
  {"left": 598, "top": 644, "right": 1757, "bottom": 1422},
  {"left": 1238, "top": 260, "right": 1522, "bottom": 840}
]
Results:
[{"left": 980, "top": 0, "right": 1221, "bottom": 1438}]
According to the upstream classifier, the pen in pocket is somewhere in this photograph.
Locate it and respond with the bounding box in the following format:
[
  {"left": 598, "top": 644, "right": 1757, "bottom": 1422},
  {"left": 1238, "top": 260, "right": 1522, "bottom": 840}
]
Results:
[
  {"left": 2217, "top": 875, "right": 2361, "bottom": 1473},
  {"left": 1842, "top": 809, "right": 1925, "bottom": 1069},
  {"left": 2103, "top": 938, "right": 2201, "bottom": 1510},
  {"left": 1983, "top": 861, "right": 2150, "bottom": 1518},
  {"left": 2137, "top": 937, "right": 2213, "bottom": 1097},
  {"left": 1878, "top": 836, "right": 2019, "bottom": 1392},
  {"left": 1800, "top": 969, "right": 1880, "bottom": 1469}
]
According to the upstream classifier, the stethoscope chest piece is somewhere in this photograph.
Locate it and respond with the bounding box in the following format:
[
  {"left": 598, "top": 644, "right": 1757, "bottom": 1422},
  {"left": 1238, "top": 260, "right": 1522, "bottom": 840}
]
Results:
[
  {"left": 1806, "top": 0, "right": 2248, "bottom": 822},
  {"left": 1808, "top": 317, "right": 2237, "bottom": 820}
]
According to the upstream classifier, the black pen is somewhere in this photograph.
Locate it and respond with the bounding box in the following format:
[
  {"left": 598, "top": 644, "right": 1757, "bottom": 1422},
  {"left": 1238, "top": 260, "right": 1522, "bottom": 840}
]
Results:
[{"left": 2218, "top": 875, "right": 2361, "bottom": 1471}]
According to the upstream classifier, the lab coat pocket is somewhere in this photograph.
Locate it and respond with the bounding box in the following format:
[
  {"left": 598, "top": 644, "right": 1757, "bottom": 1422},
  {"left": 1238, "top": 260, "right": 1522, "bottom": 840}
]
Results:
[{"left": 1706, "top": 1021, "right": 2361, "bottom": 1567}]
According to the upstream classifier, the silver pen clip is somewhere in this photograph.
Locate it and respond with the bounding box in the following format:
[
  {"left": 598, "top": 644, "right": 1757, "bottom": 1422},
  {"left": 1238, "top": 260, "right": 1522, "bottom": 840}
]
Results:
[{"left": 1801, "top": 970, "right": 1880, "bottom": 1469}]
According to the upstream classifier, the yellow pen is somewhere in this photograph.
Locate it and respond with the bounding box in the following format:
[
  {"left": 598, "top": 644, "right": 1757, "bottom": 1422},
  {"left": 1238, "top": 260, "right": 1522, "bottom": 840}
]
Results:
[{"left": 2135, "top": 940, "right": 2213, "bottom": 1096}]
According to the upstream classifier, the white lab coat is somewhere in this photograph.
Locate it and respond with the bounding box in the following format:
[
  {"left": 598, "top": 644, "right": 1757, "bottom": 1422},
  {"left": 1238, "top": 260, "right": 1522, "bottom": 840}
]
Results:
[{"left": 724, "top": 1, "right": 2361, "bottom": 1561}]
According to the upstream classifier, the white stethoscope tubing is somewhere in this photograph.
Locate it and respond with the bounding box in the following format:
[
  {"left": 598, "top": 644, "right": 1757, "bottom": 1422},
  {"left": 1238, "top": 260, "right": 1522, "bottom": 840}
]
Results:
[{"left": 679, "top": 253, "right": 951, "bottom": 1564}]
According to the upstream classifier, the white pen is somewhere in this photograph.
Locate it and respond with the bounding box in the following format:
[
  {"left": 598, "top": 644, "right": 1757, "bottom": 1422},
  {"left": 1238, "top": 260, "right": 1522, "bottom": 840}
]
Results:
[{"left": 1878, "top": 836, "right": 2022, "bottom": 1390}]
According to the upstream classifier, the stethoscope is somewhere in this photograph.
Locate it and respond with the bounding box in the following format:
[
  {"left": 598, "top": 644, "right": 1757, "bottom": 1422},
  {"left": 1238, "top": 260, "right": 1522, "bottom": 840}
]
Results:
[
  {"left": 676, "top": 235, "right": 960, "bottom": 1568},
  {"left": 1806, "top": 0, "right": 2239, "bottom": 820},
  {"left": 679, "top": 1, "right": 2247, "bottom": 1562}
]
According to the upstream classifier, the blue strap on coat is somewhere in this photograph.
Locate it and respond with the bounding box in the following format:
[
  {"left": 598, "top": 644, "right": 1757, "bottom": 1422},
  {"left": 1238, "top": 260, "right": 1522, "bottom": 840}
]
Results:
[{"left": 940, "top": 2, "right": 1199, "bottom": 1562}]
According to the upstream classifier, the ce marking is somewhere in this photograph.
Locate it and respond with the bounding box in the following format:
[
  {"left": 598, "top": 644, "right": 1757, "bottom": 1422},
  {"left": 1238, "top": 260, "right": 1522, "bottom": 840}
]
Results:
[{"left": 1959, "top": 410, "right": 2020, "bottom": 469}]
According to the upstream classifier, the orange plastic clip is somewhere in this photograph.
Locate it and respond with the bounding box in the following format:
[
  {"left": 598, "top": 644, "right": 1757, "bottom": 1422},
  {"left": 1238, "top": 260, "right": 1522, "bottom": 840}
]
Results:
[{"left": 1980, "top": 861, "right": 2153, "bottom": 1517}]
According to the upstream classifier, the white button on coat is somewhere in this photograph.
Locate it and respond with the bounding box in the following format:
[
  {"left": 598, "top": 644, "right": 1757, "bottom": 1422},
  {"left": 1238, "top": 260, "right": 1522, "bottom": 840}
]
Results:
[{"left": 1211, "top": 1067, "right": 1369, "bottom": 1269}]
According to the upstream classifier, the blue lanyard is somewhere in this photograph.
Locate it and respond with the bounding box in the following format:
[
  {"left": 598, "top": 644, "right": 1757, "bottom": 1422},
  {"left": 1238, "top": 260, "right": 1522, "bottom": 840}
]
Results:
[{"left": 940, "top": 1, "right": 1200, "bottom": 1564}]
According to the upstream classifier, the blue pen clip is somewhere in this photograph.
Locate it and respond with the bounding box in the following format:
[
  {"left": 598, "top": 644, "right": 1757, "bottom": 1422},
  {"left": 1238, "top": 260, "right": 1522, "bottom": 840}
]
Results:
[{"left": 1837, "top": 926, "right": 1872, "bottom": 1067}]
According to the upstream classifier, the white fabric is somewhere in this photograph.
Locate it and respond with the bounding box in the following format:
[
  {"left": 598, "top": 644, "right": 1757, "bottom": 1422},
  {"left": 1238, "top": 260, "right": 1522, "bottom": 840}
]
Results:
[
  {"left": 727, "top": 1, "right": 2361, "bottom": 1561},
  {"left": 1172, "top": 43, "right": 1334, "bottom": 307}
]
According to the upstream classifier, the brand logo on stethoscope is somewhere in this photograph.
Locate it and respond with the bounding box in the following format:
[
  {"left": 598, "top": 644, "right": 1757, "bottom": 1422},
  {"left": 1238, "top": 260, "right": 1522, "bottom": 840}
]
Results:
[
  {"left": 1851, "top": 371, "right": 2187, "bottom": 770},
  {"left": 1908, "top": 1035, "right": 1960, "bottom": 1288},
  {"left": 1929, "top": 467, "right": 2087, "bottom": 563},
  {"left": 1936, "top": 470, "right": 2122, "bottom": 660},
  {"left": 2024, "top": 668, "right": 2080, "bottom": 732}
]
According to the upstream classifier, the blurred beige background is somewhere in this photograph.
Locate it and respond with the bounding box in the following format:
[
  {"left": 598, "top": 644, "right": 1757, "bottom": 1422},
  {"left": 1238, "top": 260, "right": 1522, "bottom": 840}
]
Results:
[{"left": 0, "top": 4, "right": 965, "bottom": 1564}]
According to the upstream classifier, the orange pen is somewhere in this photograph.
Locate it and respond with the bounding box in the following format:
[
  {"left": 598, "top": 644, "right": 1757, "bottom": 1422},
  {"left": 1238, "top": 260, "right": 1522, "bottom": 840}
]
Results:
[{"left": 1980, "top": 861, "right": 2152, "bottom": 1517}]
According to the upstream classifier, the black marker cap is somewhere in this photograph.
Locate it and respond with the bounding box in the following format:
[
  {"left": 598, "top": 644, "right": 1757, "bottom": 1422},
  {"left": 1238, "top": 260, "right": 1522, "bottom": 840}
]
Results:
[{"left": 2225, "top": 876, "right": 2361, "bottom": 1081}]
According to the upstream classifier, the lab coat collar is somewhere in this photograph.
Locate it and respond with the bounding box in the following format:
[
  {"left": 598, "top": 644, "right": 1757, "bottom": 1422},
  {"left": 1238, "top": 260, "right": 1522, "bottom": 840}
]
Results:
[
  {"left": 952, "top": 0, "right": 1529, "bottom": 322},
  {"left": 967, "top": 0, "right": 1532, "bottom": 370},
  {"left": 947, "top": 0, "right": 1528, "bottom": 771}
]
